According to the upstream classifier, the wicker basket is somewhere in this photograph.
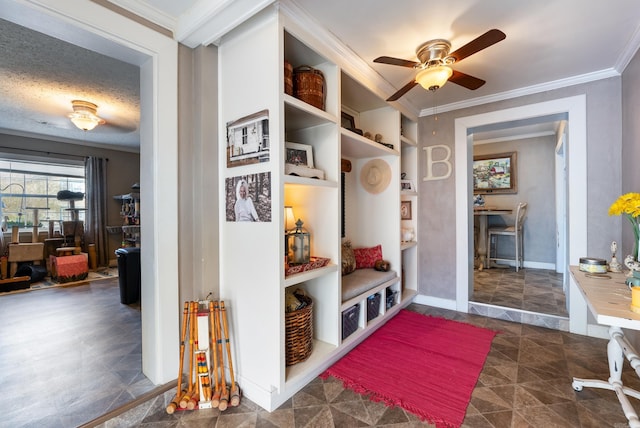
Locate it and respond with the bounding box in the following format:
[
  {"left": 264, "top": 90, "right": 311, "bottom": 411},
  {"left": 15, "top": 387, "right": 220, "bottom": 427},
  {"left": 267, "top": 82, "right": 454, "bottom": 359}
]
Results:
[
  {"left": 293, "top": 65, "right": 325, "bottom": 110},
  {"left": 284, "top": 60, "right": 293, "bottom": 95},
  {"left": 285, "top": 294, "right": 313, "bottom": 366}
]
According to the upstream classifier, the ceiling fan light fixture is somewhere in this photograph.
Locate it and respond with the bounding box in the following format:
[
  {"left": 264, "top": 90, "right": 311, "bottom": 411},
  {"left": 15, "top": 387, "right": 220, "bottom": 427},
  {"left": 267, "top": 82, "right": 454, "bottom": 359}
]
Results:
[
  {"left": 416, "top": 65, "right": 453, "bottom": 91},
  {"left": 68, "top": 100, "right": 105, "bottom": 131}
]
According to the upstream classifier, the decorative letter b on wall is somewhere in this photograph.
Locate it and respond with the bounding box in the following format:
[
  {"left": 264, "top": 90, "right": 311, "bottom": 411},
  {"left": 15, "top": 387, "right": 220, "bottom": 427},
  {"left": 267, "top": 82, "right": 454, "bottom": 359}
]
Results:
[{"left": 423, "top": 145, "right": 452, "bottom": 181}]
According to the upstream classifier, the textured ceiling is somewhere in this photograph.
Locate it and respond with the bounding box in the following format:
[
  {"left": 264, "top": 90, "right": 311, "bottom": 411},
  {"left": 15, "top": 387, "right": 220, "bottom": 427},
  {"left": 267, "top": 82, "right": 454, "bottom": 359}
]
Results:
[
  {"left": 1, "top": 0, "right": 640, "bottom": 151},
  {"left": 0, "top": 17, "right": 140, "bottom": 151}
]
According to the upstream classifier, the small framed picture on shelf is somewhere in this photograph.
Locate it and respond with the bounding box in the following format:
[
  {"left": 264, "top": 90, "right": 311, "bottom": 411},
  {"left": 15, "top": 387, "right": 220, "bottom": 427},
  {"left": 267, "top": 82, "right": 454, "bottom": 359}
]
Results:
[
  {"left": 285, "top": 142, "right": 314, "bottom": 168},
  {"left": 400, "top": 179, "right": 415, "bottom": 192},
  {"left": 400, "top": 200, "right": 412, "bottom": 220},
  {"left": 341, "top": 111, "right": 355, "bottom": 129}
]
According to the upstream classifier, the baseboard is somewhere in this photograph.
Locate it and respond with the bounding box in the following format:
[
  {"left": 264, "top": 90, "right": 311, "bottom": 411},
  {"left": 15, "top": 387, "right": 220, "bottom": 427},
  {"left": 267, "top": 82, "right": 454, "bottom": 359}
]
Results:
[
  {"left": 490, "top": 260, "right": 555, "bottom": 270},
  {"left": 78, "top": 380, "right": 174, "bottom": 427},
  {"left": 412, "top": 294, "right": 457, "bottom": 311},
  {"left": 587, "top": 323, "right": 609, "bottom": 339}
]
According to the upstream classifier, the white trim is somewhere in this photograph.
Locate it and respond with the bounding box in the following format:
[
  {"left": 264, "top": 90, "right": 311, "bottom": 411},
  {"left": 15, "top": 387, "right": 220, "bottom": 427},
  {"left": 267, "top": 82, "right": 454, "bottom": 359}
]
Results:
[
  {"left": 102, "top": 0, "right": 177, "bottom": 31},
  {"left": 20, "top": 0, "right": 180, "bottom": 384},
  {"left": 178, "top": 0, "right": 275, "bottom": 47},
  {"left": 473, "top": 131, "right": 556, "bottom": 146},
  {"left": 455, "top": 95, "right": 587, "bottom": 332},
  {"left": 588, "top": 324, "right": 610, "bottom": 340},
  {"left": 615, "top": 23, "right": 640, "bottom": 73},
  {"left": 413, "top": 294, "right": 457, "bottom": 311},
  {"left": 422, "top": 69, "right": 616, "bottom": 117}
]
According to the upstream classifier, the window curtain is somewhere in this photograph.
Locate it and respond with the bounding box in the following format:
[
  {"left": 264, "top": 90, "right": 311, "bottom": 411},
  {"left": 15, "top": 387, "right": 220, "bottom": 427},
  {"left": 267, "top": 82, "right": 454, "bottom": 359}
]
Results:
[{"left": 85, "top": 157, "right": 108, "bottom": 267}]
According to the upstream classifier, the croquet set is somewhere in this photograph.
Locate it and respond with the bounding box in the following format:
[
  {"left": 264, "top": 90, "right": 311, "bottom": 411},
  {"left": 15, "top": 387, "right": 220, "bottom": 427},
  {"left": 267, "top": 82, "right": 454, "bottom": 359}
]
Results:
[{"left": 166, "top": 300, "right": 240, "bottom": 413}]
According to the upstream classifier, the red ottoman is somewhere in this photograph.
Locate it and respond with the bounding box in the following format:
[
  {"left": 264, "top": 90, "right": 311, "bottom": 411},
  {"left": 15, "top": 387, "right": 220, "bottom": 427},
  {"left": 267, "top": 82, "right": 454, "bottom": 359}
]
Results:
[{"left": 51, "top": 254, "right": 89, "bottom": 283}]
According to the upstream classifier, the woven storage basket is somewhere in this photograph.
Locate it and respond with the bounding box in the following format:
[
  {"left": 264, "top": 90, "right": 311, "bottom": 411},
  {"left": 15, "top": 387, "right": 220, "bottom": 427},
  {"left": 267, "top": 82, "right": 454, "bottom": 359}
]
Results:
[
  {"left": 293, "top": 65, "right": 325, "bottom": 110},
  {"left": 285, "top": 294, "right": 313, "bottom": 366},
  {"left": 284, "top": 60, "right": 293, "bottom": 95}
]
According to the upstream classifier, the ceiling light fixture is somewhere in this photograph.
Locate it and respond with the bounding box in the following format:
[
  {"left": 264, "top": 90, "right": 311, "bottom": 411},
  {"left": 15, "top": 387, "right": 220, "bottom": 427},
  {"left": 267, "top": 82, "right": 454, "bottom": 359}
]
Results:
[
  {"left": 68, "top": 100, "right": 105, "bottom": 131},
  {"left": 415, "top": 65, "right": 453, "bottom": 91}
]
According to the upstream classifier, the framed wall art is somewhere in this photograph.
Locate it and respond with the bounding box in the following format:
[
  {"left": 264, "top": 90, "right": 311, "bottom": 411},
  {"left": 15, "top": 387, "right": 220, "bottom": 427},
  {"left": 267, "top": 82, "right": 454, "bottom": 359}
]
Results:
[
  {"left": 400, "top": 200, "right": 412, "bottom": 220},
  {"left": 473, "top": 151, "right": 517, "bottom": 194},
  {"left": 226, "top": 109, "right": 270, "bottom": 168},
  {"left": 225, "top": 172, "right": 272, "bottom": 222},
  {"left": 400, "top": 179, "right": 415, "bottom": 192}
]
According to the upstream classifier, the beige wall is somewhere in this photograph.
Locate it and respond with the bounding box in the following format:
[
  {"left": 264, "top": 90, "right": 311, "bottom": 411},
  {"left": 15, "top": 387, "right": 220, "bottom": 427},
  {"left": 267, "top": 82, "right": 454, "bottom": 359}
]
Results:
[
  {"left": 0, "top": 133, "right": 140, "bottom": 263},
  {"left": 622, "top": 47, "right": 640, "bottom": 252},
  {"left": 418, "top": 76, "right": 622, "bottom": 300},
  {"left": 474, "top": 135, "right": 557, "bottom": 265},
  {"left": 177, "top": 43, "right": 220, "bottom": 303}
]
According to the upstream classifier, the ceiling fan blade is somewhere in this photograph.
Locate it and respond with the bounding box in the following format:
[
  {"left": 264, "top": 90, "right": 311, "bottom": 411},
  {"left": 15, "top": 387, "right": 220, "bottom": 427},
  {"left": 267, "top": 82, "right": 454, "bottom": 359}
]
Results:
[
  {"left": 374, "top": 56, "right": 420, "bottom": 68},
  {"left": 449, "top": 70, "right": 485, "bottom": 90},
  {"left": 449, "top": 29, "right": 506, "bottom": 63},
  {"left": 386, "top": 80, "right": 418, "bottom": 101}
]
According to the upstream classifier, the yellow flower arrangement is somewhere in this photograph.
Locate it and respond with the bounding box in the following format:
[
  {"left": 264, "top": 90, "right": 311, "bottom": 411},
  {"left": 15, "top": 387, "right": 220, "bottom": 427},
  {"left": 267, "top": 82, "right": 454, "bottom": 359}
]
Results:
[{"left": 609, "top": 192, "right": 640, "bottom": 260}]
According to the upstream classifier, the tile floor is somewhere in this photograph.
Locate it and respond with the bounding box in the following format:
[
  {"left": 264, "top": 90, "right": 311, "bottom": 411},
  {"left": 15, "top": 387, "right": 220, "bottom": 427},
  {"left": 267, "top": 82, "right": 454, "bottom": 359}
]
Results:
[
  {"left": 472, "top": 266, "right": 567, "bottom": 317},
  {"left": 4, "top": 269, "right": 640, "bottom": 427},
  {"left": 98, "top": 303, "right": 640, "bottom": 428}
]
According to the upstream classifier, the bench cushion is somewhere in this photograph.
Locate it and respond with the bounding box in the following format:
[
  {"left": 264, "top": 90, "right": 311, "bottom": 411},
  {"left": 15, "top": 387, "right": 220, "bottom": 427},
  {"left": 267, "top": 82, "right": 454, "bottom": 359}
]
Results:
[{"left": 342, "top": 268, "right": 397, "bottom": 302}]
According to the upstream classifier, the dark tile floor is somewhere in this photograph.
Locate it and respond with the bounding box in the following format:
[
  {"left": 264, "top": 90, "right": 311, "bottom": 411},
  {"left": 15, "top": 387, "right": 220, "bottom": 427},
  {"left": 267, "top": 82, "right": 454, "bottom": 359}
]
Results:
[
  {"left": 473, "top": 266, "right": 568, "bottom": 317},
  {"left": 99, "top": 304, "right": 640, "bottom": 428},
  {"left": 4, "top": 269, "right": 638, "bottom": 428}
]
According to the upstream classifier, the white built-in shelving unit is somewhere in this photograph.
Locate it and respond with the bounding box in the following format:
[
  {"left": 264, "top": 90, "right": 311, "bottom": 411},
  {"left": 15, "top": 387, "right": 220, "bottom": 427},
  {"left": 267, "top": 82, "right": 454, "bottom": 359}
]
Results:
[{"left": 218, "top": 6, "right": 418, "bottom": 411}]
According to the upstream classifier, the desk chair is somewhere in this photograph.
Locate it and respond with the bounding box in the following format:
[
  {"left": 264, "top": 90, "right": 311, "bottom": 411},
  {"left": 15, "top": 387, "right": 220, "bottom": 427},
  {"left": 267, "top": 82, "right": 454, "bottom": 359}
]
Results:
[{"left": 487, "top": 202, "right": 528, "bottom": 272}]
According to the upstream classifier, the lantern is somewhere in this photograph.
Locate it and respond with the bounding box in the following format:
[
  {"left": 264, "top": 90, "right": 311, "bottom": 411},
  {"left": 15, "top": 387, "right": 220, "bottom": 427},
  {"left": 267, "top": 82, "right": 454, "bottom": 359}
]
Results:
[{"left": 286, "top": 219, "right": 310, "bottom": 264}]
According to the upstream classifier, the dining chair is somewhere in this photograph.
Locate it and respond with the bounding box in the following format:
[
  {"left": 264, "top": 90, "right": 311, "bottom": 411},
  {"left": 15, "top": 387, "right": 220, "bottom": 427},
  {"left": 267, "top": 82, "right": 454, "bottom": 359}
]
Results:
[{"left": 486, "top": 202, "right": 528, "bottom": 272}]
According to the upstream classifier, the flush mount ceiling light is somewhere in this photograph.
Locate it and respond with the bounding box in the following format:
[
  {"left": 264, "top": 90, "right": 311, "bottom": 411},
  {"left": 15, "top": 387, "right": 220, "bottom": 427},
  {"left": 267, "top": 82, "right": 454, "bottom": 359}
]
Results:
[
  {"left": 415, "top": 65, "right": 453, "bottom": 91},
  {"left": 68, "top": 100, "right": 105, "bottom": 131}
]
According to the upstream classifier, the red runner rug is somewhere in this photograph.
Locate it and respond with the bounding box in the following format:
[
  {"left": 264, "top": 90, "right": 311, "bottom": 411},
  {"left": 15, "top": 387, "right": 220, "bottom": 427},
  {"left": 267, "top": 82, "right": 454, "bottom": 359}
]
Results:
[{"left": 321, "top": 310, "right": 497, "bottom": 428}]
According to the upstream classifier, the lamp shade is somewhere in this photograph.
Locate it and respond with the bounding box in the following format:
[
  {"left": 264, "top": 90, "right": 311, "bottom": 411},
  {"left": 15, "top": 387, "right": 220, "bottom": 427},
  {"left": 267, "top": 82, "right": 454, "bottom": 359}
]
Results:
[
  {"left": 284, "top": 206, "right": 296, "bottom": 231},
  {"left": 415, "top": 65, "right": 453, "bottom": 91}
]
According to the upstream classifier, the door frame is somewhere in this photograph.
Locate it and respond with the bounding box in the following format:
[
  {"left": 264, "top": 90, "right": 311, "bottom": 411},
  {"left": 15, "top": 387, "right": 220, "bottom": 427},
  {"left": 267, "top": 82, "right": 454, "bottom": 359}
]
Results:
[
  {"left": 454, "top": 96, "right": 587, "bottom": 332},
  {"left": 5, "top": 0, "right": 180, "bottom": 383}
]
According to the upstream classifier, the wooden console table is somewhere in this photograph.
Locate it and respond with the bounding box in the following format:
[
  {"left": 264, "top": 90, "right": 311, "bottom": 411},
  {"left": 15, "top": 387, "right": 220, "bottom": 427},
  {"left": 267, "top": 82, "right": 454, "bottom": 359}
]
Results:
[{"left": 570, "top": 266, "right": 640, "bottom": 427}]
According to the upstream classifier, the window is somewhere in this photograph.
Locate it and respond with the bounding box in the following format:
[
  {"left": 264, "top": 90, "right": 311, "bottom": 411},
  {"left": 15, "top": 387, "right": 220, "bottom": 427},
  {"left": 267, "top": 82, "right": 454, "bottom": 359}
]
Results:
[{"left": 0, "top": 159, "right": 85, "bottom": 231}]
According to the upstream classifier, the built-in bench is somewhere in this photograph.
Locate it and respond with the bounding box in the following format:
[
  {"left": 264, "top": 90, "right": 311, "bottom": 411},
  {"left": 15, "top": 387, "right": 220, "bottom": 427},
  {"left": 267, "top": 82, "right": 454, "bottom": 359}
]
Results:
[{"left": 341, "top": 268, "right": 397, "bottom": 302}]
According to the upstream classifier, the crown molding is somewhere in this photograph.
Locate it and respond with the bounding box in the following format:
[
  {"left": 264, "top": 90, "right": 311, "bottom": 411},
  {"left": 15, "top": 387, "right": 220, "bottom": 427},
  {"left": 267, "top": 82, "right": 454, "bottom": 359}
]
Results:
[
  {"left": 474, "top": 130, "right": 556, "bottom": 146},
  {"left": 615, "top": 23, "right": 640, "bottom": 73},
  {"left": 279, "top": 0, "right": 420, "bottom": 119},
  {"left": 419, "top": 68, "right": 620, "bottom": 117},
  {"left": 176, "top": 0, "right": 275, "bottom": 47},
  {"left": 104, "top": 0, "right": 177, "bottom": 32}
]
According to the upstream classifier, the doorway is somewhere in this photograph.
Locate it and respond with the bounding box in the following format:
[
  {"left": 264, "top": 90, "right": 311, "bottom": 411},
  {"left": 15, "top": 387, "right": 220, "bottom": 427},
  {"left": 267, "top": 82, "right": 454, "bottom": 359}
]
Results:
[
  {"left": 469, "top": 115, "right": 568, "bottom": 317},
  {"left": 1, "top": 0, "right": 179, "bottom": 385},
  {"left": 454, "top": 96, "right": 587, "bottom": 330}
]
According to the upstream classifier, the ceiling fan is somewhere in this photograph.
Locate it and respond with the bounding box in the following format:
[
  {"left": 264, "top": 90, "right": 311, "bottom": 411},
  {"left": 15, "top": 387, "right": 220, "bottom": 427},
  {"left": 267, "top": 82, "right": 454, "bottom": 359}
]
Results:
[{"left": 374, "top": 29, "right": 506, "bottom": 101}]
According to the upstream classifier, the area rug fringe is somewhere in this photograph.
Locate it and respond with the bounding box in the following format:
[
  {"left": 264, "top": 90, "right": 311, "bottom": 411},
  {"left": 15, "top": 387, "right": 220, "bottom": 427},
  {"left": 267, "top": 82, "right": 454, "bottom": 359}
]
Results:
[{"left": 321, "top": 310, "right": 497, "bottom": 428}]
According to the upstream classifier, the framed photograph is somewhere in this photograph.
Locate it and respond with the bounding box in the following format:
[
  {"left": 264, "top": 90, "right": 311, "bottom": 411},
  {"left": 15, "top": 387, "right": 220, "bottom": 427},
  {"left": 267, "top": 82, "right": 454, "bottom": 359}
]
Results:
[
  {"left": 473, "top": 151, "right": 517, "bottom": 194},
  {"left": 225, "top": 172, "right": 272, "bottom": 222},
  {"left": 226, "top": 109, "right": 270, "bottom": 168},
  {"left": 285, "top": 142, "right": 314, "bottom": 168},
  {"left": 341, "top": 111, "right": 355, "bottom": 129},
  {"left": 400, "top": 179, "right": 415, "bottom": 192},
  {"left": 400, "top": 200, "right": 412, "bottom": 220}
]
